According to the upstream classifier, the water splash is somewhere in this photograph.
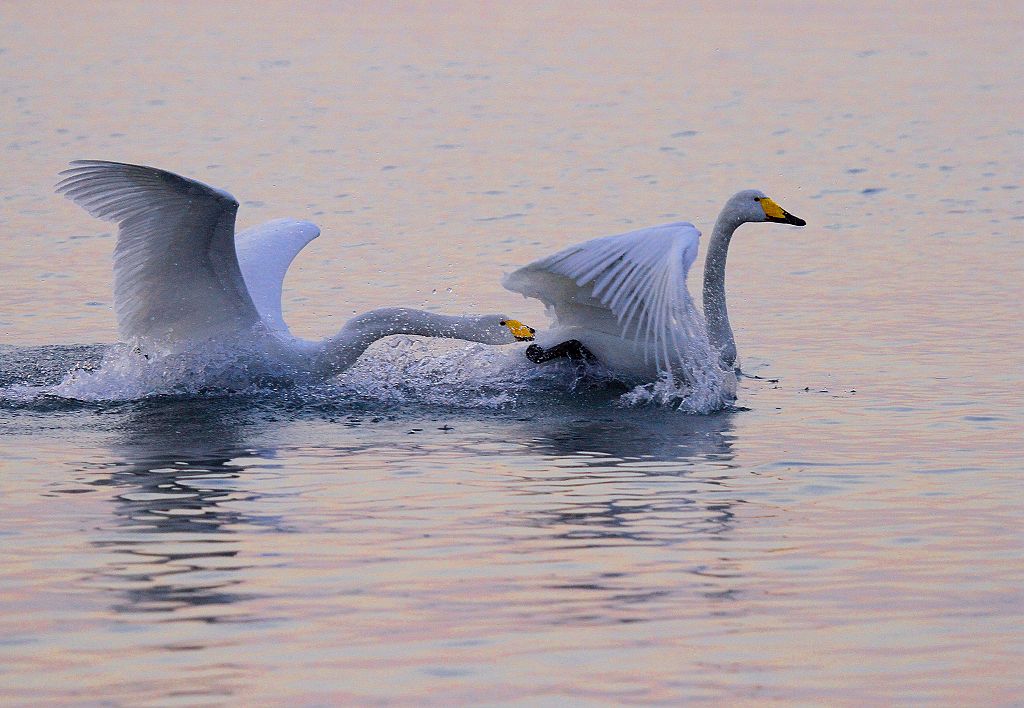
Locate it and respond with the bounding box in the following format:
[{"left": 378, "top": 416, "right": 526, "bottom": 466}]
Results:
[
  {"left": 39, "top": 336, "right": 543, "bottom": 408},
  {"left": 336, "top": 336, "right": 557, "bottom": 409},
  {"left": 4, "top": 336, "right": 733, "bottom": 414},
  {"left": 52, "top": 339, "right": 304, "bottom": 401},
  {"left": 618, "top": 366, "right": 737, "bottom": 413}
]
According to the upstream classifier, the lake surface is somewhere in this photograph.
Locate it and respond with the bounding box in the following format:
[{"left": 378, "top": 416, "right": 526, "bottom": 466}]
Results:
[{"left": 1, "top": 2, "right": 1022, "bottom": 704}]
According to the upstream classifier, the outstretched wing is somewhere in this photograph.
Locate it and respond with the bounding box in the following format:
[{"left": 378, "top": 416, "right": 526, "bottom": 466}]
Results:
[
  {"left": 503, "top": 221, "right": 704, "bottom": 373},
  {"left": 235, "top": 218, "right": 320, "bottom": 334},
  {"left": 57, "top": 160, "right": 260, "bottom": 344}
]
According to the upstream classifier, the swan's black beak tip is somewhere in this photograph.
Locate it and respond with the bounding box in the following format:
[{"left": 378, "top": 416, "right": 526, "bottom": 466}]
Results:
[
  {"left": 760, "top": 197, "right": 806, "bottom": 227},
  {"left": 767, "top": 211, "right": 806, "bottom": 226}
]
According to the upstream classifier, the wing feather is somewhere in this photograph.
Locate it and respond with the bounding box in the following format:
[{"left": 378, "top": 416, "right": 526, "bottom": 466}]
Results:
[
  {"left": 235, "top": 218, "right": 320, "bottom": 334},
  {"left": 502, "top": 221, "right": 704, "bottom": 375},
  {"left": 57, "top": 160, "right": 260, "bottom": 343}
]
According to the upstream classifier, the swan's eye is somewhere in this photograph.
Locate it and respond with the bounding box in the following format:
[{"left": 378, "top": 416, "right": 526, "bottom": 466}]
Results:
[
  {"left": 499, "top": 320, "right": 507, "bottom": 325},
  {"left": 753, "top": 196, "right": 761, "bottom": 202}
]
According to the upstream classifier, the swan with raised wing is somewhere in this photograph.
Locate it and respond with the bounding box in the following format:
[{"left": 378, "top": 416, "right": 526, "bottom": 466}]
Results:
[
  {"left": 57, "top": 160, "right": 535, "bottom": 379},
  {"left": 503, "top": 190, "right": 805, "bottom": 382}
]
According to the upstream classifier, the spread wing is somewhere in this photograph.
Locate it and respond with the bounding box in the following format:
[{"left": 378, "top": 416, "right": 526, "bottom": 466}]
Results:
[
  {"left": 503, "top": 221, "right": 705, "bottom": 373},
  {"left": 235, "top": 218, "right": 320, "bottom": 334},
  {"left": 56, "top": 160, "right": 261, "bottom": 344}
]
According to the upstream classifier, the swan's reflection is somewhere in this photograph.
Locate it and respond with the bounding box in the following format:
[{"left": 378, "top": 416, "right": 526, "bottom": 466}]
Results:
[
  {"left": 524, "top": 406, "right": 736, "bottom": 462},
  {"left": 515, "top": 409, "right": 738, "bottom": 540},
  {"left": 505, "top": 408, "right": 745, "bottom": 618},
  {"left": 87, "top": 398, "right": 275, "bottom": 621}
]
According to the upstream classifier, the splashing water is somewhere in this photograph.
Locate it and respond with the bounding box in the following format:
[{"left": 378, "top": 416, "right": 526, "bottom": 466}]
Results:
[
  {"left": 336, "top": 336, "right": 564, "bottom": 409},
  {"left": 618, "top": 366, "right": 737, "bottom": 414},
  {"left": 22, "top": 334, "right": 735, "bottom": 413},
  {"left": 52, "top": 339, "right": 298, "bottom": 401},
  {"left": 43, "top": 336, "right": 547, "bottom": 409}
]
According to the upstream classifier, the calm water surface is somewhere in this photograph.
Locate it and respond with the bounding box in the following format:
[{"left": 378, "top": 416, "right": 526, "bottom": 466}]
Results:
[{"left": 1, "top": 2, "right": 1022, "bottom": 704}]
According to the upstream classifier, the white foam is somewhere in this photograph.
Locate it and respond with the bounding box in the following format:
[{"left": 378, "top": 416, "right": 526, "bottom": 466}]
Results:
[
  {"left": 52, "top": 339, "right": 297, "bottom": 401},
  {"left": 336, "top": 337, "right": 552, "bottom": 409},
  {"left": 617, "top": 365, "right": 736, "bottom": 413},
  {"left": 41, "top": 335, "right": 734, "bottom": 413}
]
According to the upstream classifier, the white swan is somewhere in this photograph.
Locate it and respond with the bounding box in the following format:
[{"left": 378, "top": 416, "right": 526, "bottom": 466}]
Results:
[
  {"left": 503, "top": 190, "right": 805, "bottom": 382},
  {"left": 57, "top": 160, "right": 535, "bottom": 378}
]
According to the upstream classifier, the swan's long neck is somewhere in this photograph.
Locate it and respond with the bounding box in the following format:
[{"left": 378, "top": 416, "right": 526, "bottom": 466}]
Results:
[
  {"left": 313, "top": 307, "right": 496, "bottom": 376},
  {"left": 703, "top": 208, "right": 742, "bottom": 368}
]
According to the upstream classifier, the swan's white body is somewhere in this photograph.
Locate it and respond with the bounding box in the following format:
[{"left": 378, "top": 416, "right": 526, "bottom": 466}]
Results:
[
  {"left": 57, "top": 160, "right": 529, "bottom": 377},
  {"left": 503, "top": 190, "right": 805, "bottom": 383},
  {"left": 504, "top": 221, "right": 705, "bottom": 382}
]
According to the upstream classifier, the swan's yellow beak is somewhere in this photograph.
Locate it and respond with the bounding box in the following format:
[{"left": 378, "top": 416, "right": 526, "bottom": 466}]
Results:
[
  {"left": 501, "top": 319, "right": 536, "bottom": 341},
  {"left": 760, "top": 197, "right": 806, "bottom": 226}
]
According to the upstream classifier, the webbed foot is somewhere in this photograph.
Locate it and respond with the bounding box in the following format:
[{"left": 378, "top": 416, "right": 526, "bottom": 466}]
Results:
[{"left": 525, "top": 339, "right": 596, "bottom": 364}]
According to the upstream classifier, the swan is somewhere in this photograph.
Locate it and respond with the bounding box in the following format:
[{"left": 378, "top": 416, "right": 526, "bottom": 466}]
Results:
[
  {"left": 56, "top": 160, "right": 536, "bottom": 379},
  {"left": 502, "top": 189, "right": 805, "bottom": 382}
]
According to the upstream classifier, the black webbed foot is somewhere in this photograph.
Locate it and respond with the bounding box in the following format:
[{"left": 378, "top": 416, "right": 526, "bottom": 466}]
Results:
[{"left": 525, "top": 339, "right": 596, "bottom": 364}]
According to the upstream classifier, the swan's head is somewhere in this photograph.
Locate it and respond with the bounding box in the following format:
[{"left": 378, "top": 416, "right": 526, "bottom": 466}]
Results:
[{"left": 725, "top": 189, "right": 806, "bottom": 227}]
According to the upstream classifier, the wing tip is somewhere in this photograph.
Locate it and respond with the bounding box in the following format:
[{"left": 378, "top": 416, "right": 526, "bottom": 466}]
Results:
[
  {"left": 55, "top": 159, "right": 143, "bottom": 197},
  {"left": 55, "top": 159, "right": 241, "bottom": 213},
  {"left": 58, "top": 158, "right": 135, "bottom": 175},
  {"left": 500, "top": 268, "right": 526, "bottom": 294},
  {"left": 294, "top": 219, "right": 321, "bottom": 241}
]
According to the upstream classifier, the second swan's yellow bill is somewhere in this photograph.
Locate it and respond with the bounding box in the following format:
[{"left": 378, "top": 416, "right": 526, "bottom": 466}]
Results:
[{"left": 501, "top": 319, "right": 536, "bottom": 341}]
